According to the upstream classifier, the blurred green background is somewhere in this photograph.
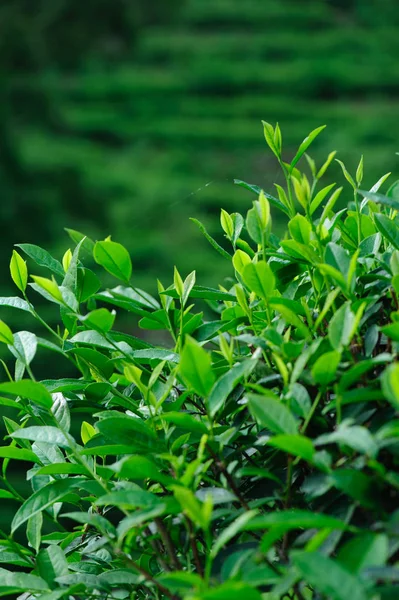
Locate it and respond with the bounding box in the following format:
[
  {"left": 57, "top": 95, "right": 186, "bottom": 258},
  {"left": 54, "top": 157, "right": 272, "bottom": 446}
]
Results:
[{"left": 1, "top": 0, "right": 398, "bottom": 293}]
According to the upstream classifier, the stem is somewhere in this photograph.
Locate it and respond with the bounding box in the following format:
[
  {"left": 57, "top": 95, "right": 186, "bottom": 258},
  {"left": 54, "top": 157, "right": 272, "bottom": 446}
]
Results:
[
  {"left": 207, "top": 444, "right": 250, "bottom": 511},
  {"left": 281, "top": 455, "right": 293, "bottom": 557},
  {"left": 154, "top": 518, "right": 182, "bottom": 571},
  {"left": 185, "top": 517, "right": 204, "bottom": 577},
  {"left": 354, "top": 190, "right": 361, "bottom": 245},
  {"left": 281, "top": 163, "right": 296, "bottom": 217},
  {"left": 144, "top": 525, "right": 170, "bottom": 572},
  {"left": 301, "top": 389, "right": 323, "bottom": 434},
  {"left": 115, "top": 549, "right": 179, "bottom": 600}
]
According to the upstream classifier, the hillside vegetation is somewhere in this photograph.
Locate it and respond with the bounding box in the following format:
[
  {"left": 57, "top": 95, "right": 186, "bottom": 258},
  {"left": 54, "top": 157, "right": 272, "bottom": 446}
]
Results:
[{"left": 1, "top": 0, "right": 399, "bottom": 291}]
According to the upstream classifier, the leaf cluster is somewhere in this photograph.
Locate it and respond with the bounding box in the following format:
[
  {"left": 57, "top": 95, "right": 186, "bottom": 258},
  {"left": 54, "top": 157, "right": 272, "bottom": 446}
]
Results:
[{"left": 0, "top": 123, "right": 399, "bottom": 599}]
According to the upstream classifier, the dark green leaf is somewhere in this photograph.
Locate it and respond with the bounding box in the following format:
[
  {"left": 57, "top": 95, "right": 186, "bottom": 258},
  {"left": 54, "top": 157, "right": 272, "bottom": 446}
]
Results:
[
  {"left": 248, "top": 393, "right": 298, "bottom": 434},
  {"left": 93, "top": 239, "right": 132, "bottom": 282},
  {"left": 16, "top": 244, "right": 64, "bottom": 277},
  {"left": 180, "top": 336, "right": 215, "bottom": 397},
  {"left": 12, "top": 479, "right": 84, "bottom": 532},
  {"left": 290, "top": 125, "right": 326, "bottom": 169},
  {"left": 293, "top": 552, "right": 367, "bottom": 600},
  {"left": 0, "top": 380, "right": 52, "bottom": 409},
  {"left": 208, "top": 357, "right": 258, "bottom": 416},
  {"left": 190, "top": 218, "right": 231, "bottom": 260}
]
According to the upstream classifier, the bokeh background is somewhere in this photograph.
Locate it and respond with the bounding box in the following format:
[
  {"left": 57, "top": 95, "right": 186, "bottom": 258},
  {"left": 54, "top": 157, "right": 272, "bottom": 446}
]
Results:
[{"left": 1, "top": 0, "right": 398, "bottom": 296}]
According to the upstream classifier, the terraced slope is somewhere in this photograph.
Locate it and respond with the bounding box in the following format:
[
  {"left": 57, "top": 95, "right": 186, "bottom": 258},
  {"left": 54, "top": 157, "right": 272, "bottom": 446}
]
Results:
[{"left": 9, "top": 0, "right": 399, "bottom": 289}]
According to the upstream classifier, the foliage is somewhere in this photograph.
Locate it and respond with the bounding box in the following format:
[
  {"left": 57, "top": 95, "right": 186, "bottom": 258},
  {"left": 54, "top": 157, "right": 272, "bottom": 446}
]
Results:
[{"left": 0, "top": 123, "right": 399, "bottom": 599}]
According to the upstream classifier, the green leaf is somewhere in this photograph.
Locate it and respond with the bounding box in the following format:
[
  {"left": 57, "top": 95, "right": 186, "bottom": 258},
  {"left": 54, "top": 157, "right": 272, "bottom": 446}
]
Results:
[
  {"left": 211, "top": 510, "right": 258, "bottom": 558},
  {"left": 65, "top": 228, "right": 95, "bottom": 254},
  {"left": 93, "top": 239, "right": 132, "bottom": 282},
  {"left": 381, "top": 322, "right": 399, "bottom": 342},
  {"left": 316, "top": 150, "right": 337, "bottom": 179},
  {"left": 27, "top": 512, "right": 43, "bottom": 553},
  {"left": 208, "top": 357, "right": 259, "bottom": 417},
  {"left": 111, "top": 455, "right": 167, "bottom": 482},
  {"left": 234, "top": 180, "right": 290, "bottom": 216},
  {"left": 80, "top": 444, "right": 144, "bottom": 457},
  {"left": 288, "top": 214, "right": 311, "bottom": 245},
  {"left": 180, "top": 336, "right": 215, "bottom": 397},
  {"left": 69, "top": 329, "right": 114, "bottom": 349},
  {"left": 315, "top": 425, "right": 378, "bottom": 457},
  {"left": 374, "top": 214, "right": 399, "bottom": 250},
  {"left": 158, "top": 412, "right": 208, "bottom": 434},
  {"left": 325, "top": 242, "right": 350, "bottom": 277},
  {"left": 30, "top": 276, "right": 64, "bottom": 304},
  {"left": 328, "top": 303, "right": 356, "bottom": 350},
  {"left": 10, "top": 331, "right": 37, "bottom": 366},
  {"left": 190, "top": 218, "right": 231, "bottom": 260},
  {"left": 10, "top": 250, "right": 28, "bottom": 292},
  {"left": 0, "top": 320, "right": 14, "bottom": 345},
  {"left": 309, "top": 183, "right": 336, "bottom": 215},
  {"left": 248, "top": 392, "right": 298, "bottom": 434},
  {"left": 338, "top": 533, "right": 389, "bottom": 573},
  {"left": 11, "top": 478, "right": 84, "bottom": 532},
  {"left": 0, "top": 380, "right": 53, "bottom": 409},
  {"left": 0, "top": 446, "right": 39, "bottom": 463},
  {"left": 78, "top": 268, "right": 101, "bottom": 302},
  {"left": 51, "top": 392, "right": 70, "bottom": 432},
  {"left": 381, "top": 363, "right": 399, "bottom": 409},
  {"left": 80, "top": 308, "right": 115, "bottom": 332},
  {"left": 37, "top": 464, "right": 88, "bottom": 476},
  {"left": 339, "top": 354, "right": 391, "bottom": 391},
  {"left": 201, "top": 582, "right": 262, "bottom": 600},
  {"left": 10, "top": 426, "right": 70, "bottom": 447},
  {"left": 311, "top": 350, "right": 341, "bottom": 385},
  {"left": 242, "top": 261, "right": 275, "bottom": 301},
  {"left": 243, "top": 510, "right": 348, "bottom": 532},
  {"left": 293, "top": 552, "right": 367, "bottom": 600},
  {"left": 173, "top": 487, "right": 209, "bottom": 529},
  {"left": 281, "top": 239, "right": 318, "bottom": 264},
  {"left": 130, "top": 348, "right": 179, "bottom": 364},
  {"left": 117, "top": 506, "right": 166, "bottom": 539},
  {"left": 220, "top": 209, "right": 234, "bottom": 239},
  {"left": 291, "top": 125, "right": 326, "bottom": 169},
  {"left": 96, "top": 489, "right": 161, "bottom": 509},
  {"left": 0, "top": 568, "right": 49, "bottom": 594},
  {"left": 16, "top": 244, "right": 64, "bottom": 277},
  {"left": 157, "top": 572, "right": 202, "bottom": 593},
  {"left": 336, "top": 159, "right": 356, "bottom": 189},
  {"left": 262, "top": 120, "right": 279, "bottom": 158},
  {"left": 268, "top": 434, "right": 315, "bottom": 462},
  {"left": 161, "top": 285, "right": 235, "bottom": 302},
  {"left": 358, "top": 189, "right": 399, "bottom": 211},
  {"left": 0, "top": 297, "right": 31, "bottom": 312},
  {"left": 269, "top": 300, "right": 310, "bottom": 338},
  {"left": 0, "top": 490, "right": 16, "bottom": 500},
  {"left": 232, "top": 249, "right": 251, "bottom": 275},
  {"left": 37, "top": 546, "right": 70, "bottom": 587},
  {"left": 69, "top": 348, "right": 114, "bottom": 379},
  {"left": 331, "top": 469, "right": 377, "bottom": 508},
  {"left": 96, "top": 416, "right": 159, "bottom": 454},
  {"left": 182, "top": 270, "right": 196, "bottom": 307}
]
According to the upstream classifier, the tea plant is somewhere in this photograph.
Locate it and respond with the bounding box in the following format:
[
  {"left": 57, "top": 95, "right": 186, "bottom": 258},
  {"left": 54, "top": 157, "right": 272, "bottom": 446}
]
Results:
[{"left": 0, "top": 122, "right": 399, "bottom": 599}]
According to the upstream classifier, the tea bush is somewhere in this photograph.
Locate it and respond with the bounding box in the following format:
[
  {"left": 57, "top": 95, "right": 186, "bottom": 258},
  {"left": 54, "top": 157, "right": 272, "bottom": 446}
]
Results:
[{"left": 0, "top": 123, "right": 399, "bottom": 599}]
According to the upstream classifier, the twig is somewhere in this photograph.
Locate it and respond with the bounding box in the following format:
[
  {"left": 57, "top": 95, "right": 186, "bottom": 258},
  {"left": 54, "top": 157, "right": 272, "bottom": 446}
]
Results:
[
  {"left": 155, "top": 517, "right": 182, "bottom": 570},
  {"left": 115, "top": 549, "right": 179, "bottom": 600},
  {"left": 185, "top": 516, "right": 204, "bottom": 577},
  {"left": 206, "top": 444, "right": 250, "bottom": 511},
  {"left": 144, "top": 526, "right": 170, "bottom": 572}
]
